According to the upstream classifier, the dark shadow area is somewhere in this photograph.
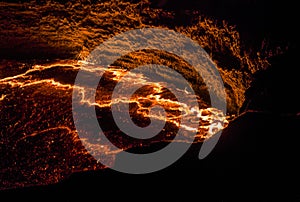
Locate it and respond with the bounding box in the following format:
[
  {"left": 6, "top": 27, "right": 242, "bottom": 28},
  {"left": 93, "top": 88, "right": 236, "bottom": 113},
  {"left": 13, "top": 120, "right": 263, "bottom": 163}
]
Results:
[{"left": 241, "top": 44, "right": 299, "bottom": 114}]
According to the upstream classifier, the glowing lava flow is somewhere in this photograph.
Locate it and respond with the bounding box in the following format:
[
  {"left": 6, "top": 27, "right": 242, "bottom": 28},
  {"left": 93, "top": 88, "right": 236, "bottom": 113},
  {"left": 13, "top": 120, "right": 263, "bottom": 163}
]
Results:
[
  {"left": 0, "top": 60, "right": 229, "bottom": 190},
  {"left": 0, "top": 61, "right": 80, "bottom": 88},
  {"left": 1, "top": 60, "right": 228, "bottom": 143},
  {"left": 76, "top": 64, "right": 229, "bottom": 142}
]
